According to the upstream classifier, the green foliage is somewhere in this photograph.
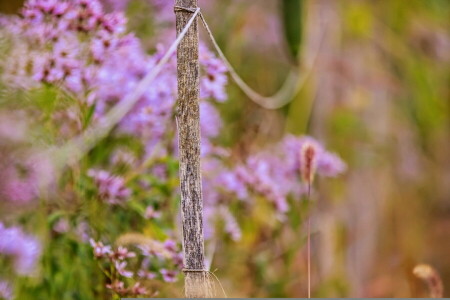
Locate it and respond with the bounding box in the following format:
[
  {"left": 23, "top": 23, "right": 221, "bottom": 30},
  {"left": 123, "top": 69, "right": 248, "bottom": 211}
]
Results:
[{"left": 281, "top": 0, "right": 303, "bottom": 60}]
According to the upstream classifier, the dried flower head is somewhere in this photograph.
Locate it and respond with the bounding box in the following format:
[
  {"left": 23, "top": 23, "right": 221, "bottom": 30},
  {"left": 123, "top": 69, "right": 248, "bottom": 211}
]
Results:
[
  {"left": 413, "top": 264, "right": 444, "bottom": 298},
  {"left": 300, "top": 141, "right": 319, "bottom": 184}
]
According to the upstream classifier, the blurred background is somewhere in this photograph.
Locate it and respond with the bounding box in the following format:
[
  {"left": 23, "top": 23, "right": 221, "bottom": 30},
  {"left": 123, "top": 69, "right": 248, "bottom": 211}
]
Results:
[{"left": 0, "top": 0, "right": 449, "bottom": 298}]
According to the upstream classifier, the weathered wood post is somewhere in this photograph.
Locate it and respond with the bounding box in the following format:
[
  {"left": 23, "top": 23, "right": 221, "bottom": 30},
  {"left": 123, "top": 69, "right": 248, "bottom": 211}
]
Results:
[{"left": 175, "top": 0, "right": 212, "bottom": 297}]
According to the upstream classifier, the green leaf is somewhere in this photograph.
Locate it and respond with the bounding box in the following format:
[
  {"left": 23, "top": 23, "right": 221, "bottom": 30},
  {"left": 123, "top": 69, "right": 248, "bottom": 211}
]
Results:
[
  {"left": 82, "top": 103, "right": 96, "bottom": 129},
  {"left": 281, "top": 0, "right": 303, "bottom": 59}
]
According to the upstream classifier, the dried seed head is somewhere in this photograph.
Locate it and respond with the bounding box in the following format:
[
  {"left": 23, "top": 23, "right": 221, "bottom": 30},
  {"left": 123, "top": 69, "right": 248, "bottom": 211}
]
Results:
[
  {"left": 300, "top": 142, "right": 318, "bottom": 184},
  {"left": 413, "top": 264, "right": 444, "bottom": 298}
]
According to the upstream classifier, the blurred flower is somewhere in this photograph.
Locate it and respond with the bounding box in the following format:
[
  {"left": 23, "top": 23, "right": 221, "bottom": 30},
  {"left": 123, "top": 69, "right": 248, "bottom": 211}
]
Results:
[
  {"left": 216, "top": 171, "right": 249, "bottom": 200},
  {"left": 163, "top": 239, "right": 177, "bottom": 254},
  {"left": 0, "top": 223, "right": 41, "bottom": 275},
  {"left": 130, "top": 282, "right": 149, "bottom": 296},
  {"left": 89, "top": 238, "right": 112, "bottom": 258},
  {"left": 223, "top": 135, "right": 347, "bottom": 214},
  {"left": 144, "top": 206, "right": 161, "bottom": 220},
  {"left": 115, "top": 261, "right": 133, "bottom": 278},
  {"left": 75, "top": 221, "right": 90, "bottom": 242},
  {"left": 200, "top": 102, "right": 223, "bottom": 138},
  {"left": 0, "top": 280, "right": 13, "bottom": 300},
  {"left": 111, "top": 149, "right": 136, "bottom": 167},
  {"left": 88, "top": 169, "right": 131, "bottom": 205},
  {"left": 316, "top": 151, "right": 347, "bottom": 177},
  {"left": 138, "top": 270, "right": 156, "bottom": 280},
  {"left": 53, "top": 218, "right": 70, "bottom": 234},
  {"left": 0, "top": 152, "right": 55, "bottom": 205},
  {"left": 106, "top": 280, "right": 127, "bottom": 296},
  {"left": 112, "top": 246, "right": 136, "bottom": 261},
  {"left": 160, "top": 269, "right": 178, "bottom": 283},
  {"left": 0, "top": 111, "right": 29, "bottom": 144},
  {"left": 0, "top": 0, "right": 229, "bottom": 167},
  {"left": 220, "top": 206, "right": 242, "bottom": 241},
  {"left": 138, "top": 244, "right": 156, "bottom": 258},
  {"left": 200, "top": 44, "right": 228, "bottom": 102},
  {"left": 172, "top": 252, "right": 184, "bottom": 268}
]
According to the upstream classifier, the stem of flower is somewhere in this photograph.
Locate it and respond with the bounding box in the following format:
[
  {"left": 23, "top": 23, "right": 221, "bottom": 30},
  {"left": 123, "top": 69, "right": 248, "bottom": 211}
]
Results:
[{"left": 307, "top": 183, "right": 311, "bottom": 298}]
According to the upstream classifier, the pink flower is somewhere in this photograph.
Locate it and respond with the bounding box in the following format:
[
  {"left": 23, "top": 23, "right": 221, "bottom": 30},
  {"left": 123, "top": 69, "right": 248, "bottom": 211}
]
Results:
[
  {"left": 106, "top": 280, "right": 127, "bottom": 295},
  {"left": 88, "top": 169, "right": 131, "bottom": 205},
  {"left": 130, "top": 282, "right": 148, "bottom": 296},
  {"left": 0, "top": 223, "right": 41, "bottom": 275},
  {"left": 115, "top": 261, "right": 133, "bottom": 278},
  {"left": 112, "top": 246, "right": 136, "bottom": 260},
  {"left": 160, "top": 269, "right": 178, "bottom": 283},
  {"left": 138, "top": 269, "right": 156, "bottom": 280},
  {"left": 144, "top": 206, "right": 161, "bottom": 220},
  {"left": 163, "top": 240, "right": 177, "bottom": 254},
  {"left": 0, "top": 281, "right": 13, "bottom": 300},
  {"left": 89, "top": 238, "right": 112, "bottom": 258}
]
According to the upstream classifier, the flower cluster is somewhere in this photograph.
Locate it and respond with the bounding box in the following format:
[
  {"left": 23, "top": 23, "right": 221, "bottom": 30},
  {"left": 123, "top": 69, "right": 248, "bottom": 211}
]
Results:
[
  {"left": 201, "top": 135, "right": 346, "bottom": 239},
  {"left": 88, "top": 169, "right": 131, "bottom": 205},
  {"left": 0, "top": 0, "right": 228, "bottom": 152},
  {"left": 0, "top": 151, "right": 55, "bottom": 205},
  {"left": 234, "top": 135, "right": 346, "bottom": 213},
  {"left": 0, "top": 223, "right": 41, "bottom": 276},
  {"left": 200, "top": 44, "right": 228, "bottom": 102},
  {"left": 0, "top": 1, "right": 348, "bottom": 298},
  {"left": 90, "top": 238, "right": 182, "bottom": 297}
]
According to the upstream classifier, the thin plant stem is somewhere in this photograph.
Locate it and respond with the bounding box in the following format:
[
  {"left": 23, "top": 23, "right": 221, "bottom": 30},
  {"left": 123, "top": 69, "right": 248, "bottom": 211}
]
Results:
[{"left": 307, "top": 183, "right": 311, "bottom": 298}]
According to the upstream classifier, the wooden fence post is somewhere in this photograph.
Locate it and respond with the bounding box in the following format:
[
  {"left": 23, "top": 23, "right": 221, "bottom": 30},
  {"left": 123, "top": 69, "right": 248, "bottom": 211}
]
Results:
[{"left": 175, "top": 0, "right": 212, "bottom": 297}]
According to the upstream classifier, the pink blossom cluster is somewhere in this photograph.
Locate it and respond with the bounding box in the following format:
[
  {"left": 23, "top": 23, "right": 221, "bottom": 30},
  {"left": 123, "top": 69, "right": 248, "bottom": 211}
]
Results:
[
  {"left": 89, "top": 238, "right": 182, "bottom": 297},
  {"left": 201, "top": 135, "right": 346, "bottom": 239},
  {"left": 0, "top": 0, "right": 348, "bottom": 273},
  {"left": 88, "top": 169, "right": 131, "bottom": 205}
]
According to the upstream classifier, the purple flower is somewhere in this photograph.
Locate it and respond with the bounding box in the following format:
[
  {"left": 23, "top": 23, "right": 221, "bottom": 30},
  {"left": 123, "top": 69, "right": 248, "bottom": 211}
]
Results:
[
  {"left": 216, "top": 135, "right": 347, "bottom": 214},
  {"left": 138, "top": 245, "right": 155, "bottom": 257},
  {"left": 115, "top": 261, "right": 133, "bottom": 278},
  {"left": 110, "top": 149, "right": 136, "bottom": 166},
  {"left": 138, "top": 270, "right": 156, "bottom": 280},
  {"left": 200, "top": 101, "right": 223, "bottom": 138},
  {"left": 75, "top": 222, "right": 90, "bottom": 242},
  {"left": 0, "top": 152, "right": 54, "bottom": 205},
  {"left": 220, "top": 206, "right": 242, "bottom": 241},
  {"left": 88, "top": 169, "right": 131, "bottom": 205},
  {"left": 130, "top": 282, "right": 149, "bottom": 296},
  {"left": 1, "top": 0, "right": 230, "bottom": 166},
  {"left": 0, "top": 223, "right": 41, "bottom": 275},
  {"left": 163, "top": 240, "right": 177, "bottom": 254},
  {"left": 106, "top": 280, "right": 127, "bottom": 295},
  {"left": 138, "top": 243, "right": 168, "bottom": 259},
  {"left": 0, "top": 111, "right": 29, "bottom": 144},
  {"left": 89, "top": 238, "right": 112, "bottom": 258},
  {"left": 53, "top": 218, "right": 70, "bottom": 234},
  {"left": 317, "top": 151, "right": 347, "bottom": 177},
  {"left": 172, "top": 252, "right": 184, "bottom": 268},
  {"left": 144, "top": 206, "right": 162, "bottom": 220},
  {"left": 216, "top": 171, "right": 249, "bottom": 200},
  {"left": 112, "top": 246, "right": 136, "bottom": 260},
  {"left": 0, "top": 280, "right": 13, "bottom": 300},
  {"left": 200, "top": 45, "right": 228, "bottom": 102},
  {"left": 160, "top": 269, "right": 178, "bottom": 283}
]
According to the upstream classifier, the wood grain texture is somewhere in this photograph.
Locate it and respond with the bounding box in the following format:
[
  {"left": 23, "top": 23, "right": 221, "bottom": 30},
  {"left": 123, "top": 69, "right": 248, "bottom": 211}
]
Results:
[{"left": 175, "top": 0, "right": 211, "bottom": 297}]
